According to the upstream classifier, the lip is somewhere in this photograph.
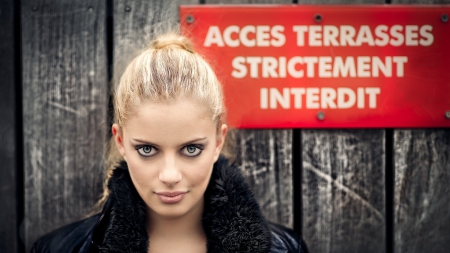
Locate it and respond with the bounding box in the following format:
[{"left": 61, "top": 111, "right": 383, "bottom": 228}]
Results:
[{"left": 155, "top": 191, "right": 187, "bottom": 204}]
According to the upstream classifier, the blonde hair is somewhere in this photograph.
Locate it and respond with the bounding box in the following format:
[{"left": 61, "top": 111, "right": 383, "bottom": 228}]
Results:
[{"left": 95, "top": 33, "right": 226, "bottom": 210}]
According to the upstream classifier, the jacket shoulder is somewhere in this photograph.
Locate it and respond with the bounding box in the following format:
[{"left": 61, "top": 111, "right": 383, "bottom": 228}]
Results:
[
  {"left": 31, "top": 214, "right": 101, "bottom": 253},
  {"left": 268, "top": 222, "right": 309, "bottom": 253}
]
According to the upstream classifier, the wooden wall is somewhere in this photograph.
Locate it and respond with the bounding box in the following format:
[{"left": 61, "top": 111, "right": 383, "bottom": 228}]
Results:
[
  {"left": 0, "top": 0, "right": 448, "bottom": 252},
  {"left": 0, "top": 0, "right": 20, "bottom": 252},
  {"left": 21, "top": 0, "right": 108, "bottom": 251}
]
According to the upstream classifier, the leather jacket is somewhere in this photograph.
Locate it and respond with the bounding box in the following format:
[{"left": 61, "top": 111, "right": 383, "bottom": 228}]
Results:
[{"left": 32, "top": 157, "right": 309, "bottom": 253}]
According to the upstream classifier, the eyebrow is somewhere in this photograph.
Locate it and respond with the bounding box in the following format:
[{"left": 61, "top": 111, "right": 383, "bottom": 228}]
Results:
[{"left": 131, "top": 137, "right": 208, "bottom": 147}]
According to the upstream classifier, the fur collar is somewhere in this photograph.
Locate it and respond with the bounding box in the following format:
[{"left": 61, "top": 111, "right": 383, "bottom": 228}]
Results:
[{"left": 95, "top": 156, "right": 271, "bottom": 253}]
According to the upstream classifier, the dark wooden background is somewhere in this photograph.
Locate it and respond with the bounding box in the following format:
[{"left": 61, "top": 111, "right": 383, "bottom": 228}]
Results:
[{"left": 1, "top": 0, "right": 449, "bottom": 252}]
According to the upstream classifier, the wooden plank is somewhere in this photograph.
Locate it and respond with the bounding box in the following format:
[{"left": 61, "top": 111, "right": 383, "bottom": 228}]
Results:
[
  {"left": 393, "top": 0, "right": 450, "bottom": 3},
  {"left": 390, "top": 1, "right": 450, "bottom": 252},
  {"left": 114, "top": 0, "right": 198, "bottom": 81},
  {"left": 0, "top": 0, "right": 19, "bottom": 252},
  {"left": 302, "top": 130, "right": 386, "bottom": 253},
  {"left": 232, "top": 130, "right": 293, "bottom": 227},
  {"left": 203, "top": 0, "right": 293, "bottom": 228},
  {"left": 393, "top": 129, "right": 450, "bottom": 253},
  {"left": 21, "top": 1, "right": 108, "bottom": 251},
  {"left": 206, "top": 0, "right": 291, "bottom": 4},
  {"left": 299, "top": 1, "right": 387, "bottom": 252},
  {"left": 298, "top": 0, "right": 384, "bottom": 3}
]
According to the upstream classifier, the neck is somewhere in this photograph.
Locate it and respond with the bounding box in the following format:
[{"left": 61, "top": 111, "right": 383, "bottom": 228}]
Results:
[{"left": 146, "top": 197, "right": 205, "bottom": 239}]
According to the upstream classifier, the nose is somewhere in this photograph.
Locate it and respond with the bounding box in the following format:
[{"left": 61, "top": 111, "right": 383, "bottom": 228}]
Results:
[{"left": 159, "top": 155, "right": 182, "bottom": 187}]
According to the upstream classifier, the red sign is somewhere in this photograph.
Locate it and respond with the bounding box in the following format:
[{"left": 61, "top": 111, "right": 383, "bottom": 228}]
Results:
[{"left": 180, "top": 5, "right": 450, "bottom": 128}]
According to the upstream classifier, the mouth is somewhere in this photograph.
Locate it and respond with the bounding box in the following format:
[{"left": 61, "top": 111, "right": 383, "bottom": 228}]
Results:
[{"left": 155, "top": 191, "right": 187, "bottom": 204}]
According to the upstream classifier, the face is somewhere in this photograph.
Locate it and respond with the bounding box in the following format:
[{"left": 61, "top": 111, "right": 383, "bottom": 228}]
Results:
[{"left": 112, "top": 98, "right": 227, "bottom": 221}]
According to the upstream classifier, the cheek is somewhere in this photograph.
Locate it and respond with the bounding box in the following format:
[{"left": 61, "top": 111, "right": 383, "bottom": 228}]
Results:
[
  {"left": 185, "top": 157, "right": 214, "bottom": 188},
  {"left": 126, "top": 156, "right": 158, "bottom": 192},
  {"left": 131, "top": 166, "right": 156, "bottom": 185}
]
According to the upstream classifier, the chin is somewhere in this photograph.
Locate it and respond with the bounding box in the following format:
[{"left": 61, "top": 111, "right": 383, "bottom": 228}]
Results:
[
  {"left": 148, "top": 195, "right": 203, "bottom": 218},
  {"left": 150, "top": 204, "right": 193, "bottom": 219}
]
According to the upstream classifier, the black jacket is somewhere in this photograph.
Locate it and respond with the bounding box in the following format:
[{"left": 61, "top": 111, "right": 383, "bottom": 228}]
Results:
[{"left": 32, "top": 157, "right": 308, "bottom": 253}]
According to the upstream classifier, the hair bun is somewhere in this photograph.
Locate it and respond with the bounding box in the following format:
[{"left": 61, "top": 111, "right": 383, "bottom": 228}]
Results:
[{"left": 151, "top": 33, "right": 194, "bottom": 53}]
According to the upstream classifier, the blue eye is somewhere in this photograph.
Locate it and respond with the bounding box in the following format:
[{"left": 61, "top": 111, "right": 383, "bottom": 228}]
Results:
[
  {"left": 181, "top": 145, "right": 203, "bottom": 157},
  {"left": 136, "top": 145, "right": 157, "bottom": 157}
]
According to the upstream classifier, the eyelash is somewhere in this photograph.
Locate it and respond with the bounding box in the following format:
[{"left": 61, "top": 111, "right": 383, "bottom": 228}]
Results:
[
  {"left": 181, "top": 144, "right": 204, "bottom": 157},
  {"left": 134, "top": 144, "right": 204, "bottom": 158},
  {"left": 135, "top": 145, "right": 158, "bottom": 157}
]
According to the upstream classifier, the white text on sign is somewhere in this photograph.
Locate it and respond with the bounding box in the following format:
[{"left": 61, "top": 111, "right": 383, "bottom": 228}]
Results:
[
  {"left": 260, "top": 87, "right": 381, "bottom": 109},
  {"left": 204, "top": 25, "right": 434, "bottom": 47}
]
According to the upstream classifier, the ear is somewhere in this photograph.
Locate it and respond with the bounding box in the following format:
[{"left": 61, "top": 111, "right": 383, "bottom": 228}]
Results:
[
  {"left": 213, "top": 124, "right": 228, "bottom": 162},
  {"left": 112, "top": 124, "right": 126, "bottom": 160}
]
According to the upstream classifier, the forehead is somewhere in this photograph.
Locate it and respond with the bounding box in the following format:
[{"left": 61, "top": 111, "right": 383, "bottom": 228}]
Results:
[{"left": 122, "top": 98, "right": 216, "bottom": 143}]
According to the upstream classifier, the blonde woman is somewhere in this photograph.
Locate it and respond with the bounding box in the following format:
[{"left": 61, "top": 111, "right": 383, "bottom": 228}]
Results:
[{"left": 32, "top": 33, "right": 308, "bottom": 253}]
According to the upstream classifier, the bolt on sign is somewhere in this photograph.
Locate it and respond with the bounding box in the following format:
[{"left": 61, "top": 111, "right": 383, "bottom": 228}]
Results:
[{"left": 180, "top": 5, "right": 450, "bottom": 128}]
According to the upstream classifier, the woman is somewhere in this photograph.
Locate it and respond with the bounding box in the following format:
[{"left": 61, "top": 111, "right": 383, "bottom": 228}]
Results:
[{"left": 32, "top": 33, "right": 308, "bottom": 253}]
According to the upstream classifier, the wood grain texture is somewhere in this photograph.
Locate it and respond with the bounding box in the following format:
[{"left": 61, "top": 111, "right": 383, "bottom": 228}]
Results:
[
  {"left": 114, "top": 0, "right": 198, "bottom": 81},
  {"left": 392, "top": 0, "right": 450, "bottom": 3},
  {"left": 302, "top": 130, "right": 386, "bottom": 253},
  {"left": 0, "top": 0, "right": 19, "bottom": 252},
  {"left": 204, "top": 0, "right": 294, "bottom": 228},
  {"left": 298, "top": 0, "right": 384, "bottom": 3},
  {"left": 232, "top": 130, "right": 293, "bottom": 227},
  {"left": 298, "top": 1, "right": 386, "bottom": 252},
  {"left": 391, "top": 1, "right": 450, "bottom": 252},
  {"left": 21, "top": 0, "right": 108, "bottom": 251},
  {"left": 206, "top": 0, "right": 291, "bottom": 4},
  {"left": 394, "top": 129, "right": 450, "bottom": 253}
]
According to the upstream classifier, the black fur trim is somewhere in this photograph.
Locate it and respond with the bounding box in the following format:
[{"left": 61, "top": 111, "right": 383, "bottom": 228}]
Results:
[
  {"left": 98, "top": 163, "right": 148, "bottom": 253},
  {"left": 203, "top": 157, "right": 271, "bottom": 253},
  {"left": 97, "top": 157, "right": 271, "bottom": 253}
]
